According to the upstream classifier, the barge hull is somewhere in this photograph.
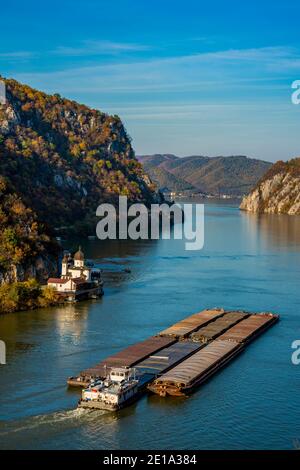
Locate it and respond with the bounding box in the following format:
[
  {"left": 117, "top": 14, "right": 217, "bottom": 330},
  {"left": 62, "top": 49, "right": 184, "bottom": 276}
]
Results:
[
  {"left": 78, "top": 392, "right": 141, "bottom": 411},
  {"left": 68, "top": 310, "right": 279, "bottom": 399},
  {"left": 78, "top": 400, "right": 120, "bottom": 411},
  {"left": 149, "top": 343, "right": 244, "bottom": 396},
  {"left": 148, "top": 313, "right": 279, "bottom": 397},
  {"left": 148, "top": 340, "right": 241, "bottom": 396}
]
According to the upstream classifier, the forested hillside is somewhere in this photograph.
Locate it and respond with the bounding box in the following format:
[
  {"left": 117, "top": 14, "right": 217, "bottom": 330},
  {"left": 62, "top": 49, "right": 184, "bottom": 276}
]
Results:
[
  {"left": 0, "top": 77, "right": 159, "bottom": 285},
  {"left": 138, "top": 154, "right": 271, "bottom": 196}
]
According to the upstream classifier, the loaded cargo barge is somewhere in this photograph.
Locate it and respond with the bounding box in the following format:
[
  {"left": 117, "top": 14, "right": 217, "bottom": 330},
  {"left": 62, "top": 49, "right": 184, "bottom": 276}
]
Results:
[
  {"left": 67, "top": 335, "right": 176, "bottom": 387},
  {"left": 67, "top": 308, "right": 279, "bottom": 410},
  {"left": 148, "top": 313, "right": 279, "bottom": 397},
  {"left": 68, "top": 308, "right": 223, "bottom": 387}
]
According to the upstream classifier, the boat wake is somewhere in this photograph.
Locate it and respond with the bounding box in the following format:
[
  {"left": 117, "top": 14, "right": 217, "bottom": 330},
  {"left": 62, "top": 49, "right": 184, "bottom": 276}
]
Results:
[{"left": 0, "top": 407, "right": 107, "bottom": 437}]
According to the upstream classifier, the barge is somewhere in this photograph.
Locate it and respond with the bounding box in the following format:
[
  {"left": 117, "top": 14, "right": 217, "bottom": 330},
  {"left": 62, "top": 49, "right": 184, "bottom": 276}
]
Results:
[
  {"left": 135, "top": 340, "right": 207, "bottom": 376},
  {"left": 148, "top": 312, "right": 279, "bottom": 397},
  {"left": 216, "top": 312, "right": 279, "bottom": 344},
  {"left": 68, "top": 335, "right": 175, "bottom": 387},
  {"left": 67, "top": 308, "right": 223, "bottom": 387},
  {"left": 158, "top": 308, "right": 225, "bottom": 338},
  {"left": 148, "top": 340, "right": 243, "bottom": 396},
  {"left": 190, "top": 311, "right": 249, "bottom": 343},
  {"left": 68, "top": 309, "right": 279, "bottom": 410}
]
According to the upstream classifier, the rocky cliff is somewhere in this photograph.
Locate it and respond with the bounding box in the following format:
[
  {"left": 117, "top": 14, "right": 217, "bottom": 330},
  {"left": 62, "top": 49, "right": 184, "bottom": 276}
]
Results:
[
  {"left": 240, "top": 159, "right": 300, "bottom": 215},
  {"left": 0, "top": 77, "right": 159, "bottom": 284}
]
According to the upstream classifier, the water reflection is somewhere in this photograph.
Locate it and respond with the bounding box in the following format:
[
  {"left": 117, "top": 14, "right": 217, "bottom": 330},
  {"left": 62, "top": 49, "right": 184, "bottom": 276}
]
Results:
[
  {"left": 241, "top": 211, "right": 300, "bottom": 250},
  {"left": 64, "top": 237, "right": 159, "bottom": 262},
  {"left": 54, "top": 302, "right": 90, "bottom": 340}
]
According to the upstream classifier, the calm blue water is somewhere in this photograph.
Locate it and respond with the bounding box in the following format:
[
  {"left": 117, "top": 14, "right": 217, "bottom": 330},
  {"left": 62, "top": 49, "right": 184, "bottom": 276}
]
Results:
[{"left": 0, "top": 200, "right": 299, "bottom": 450}]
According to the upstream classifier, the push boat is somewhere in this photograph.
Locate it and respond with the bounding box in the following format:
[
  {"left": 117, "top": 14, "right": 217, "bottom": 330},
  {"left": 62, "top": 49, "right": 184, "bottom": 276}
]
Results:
[{"left": 78, "top": 367, "right": 139, "bottom": 411}]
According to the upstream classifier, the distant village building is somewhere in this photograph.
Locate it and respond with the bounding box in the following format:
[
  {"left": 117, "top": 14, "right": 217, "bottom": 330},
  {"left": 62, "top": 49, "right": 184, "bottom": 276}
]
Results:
[{"left": 47, "top": 247, "right": 103, "bottom": 301}]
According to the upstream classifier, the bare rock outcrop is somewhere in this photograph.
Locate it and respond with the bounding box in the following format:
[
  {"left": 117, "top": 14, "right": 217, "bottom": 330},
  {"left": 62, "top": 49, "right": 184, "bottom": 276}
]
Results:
[{"left": 240, "top": 159, "right": 300, "bottom": 215}]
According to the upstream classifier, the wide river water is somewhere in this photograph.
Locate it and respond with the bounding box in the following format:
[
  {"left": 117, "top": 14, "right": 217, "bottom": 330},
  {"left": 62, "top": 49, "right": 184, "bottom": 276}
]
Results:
[{"left": 0, "top": 200, "right": 300, "bottom": 450}]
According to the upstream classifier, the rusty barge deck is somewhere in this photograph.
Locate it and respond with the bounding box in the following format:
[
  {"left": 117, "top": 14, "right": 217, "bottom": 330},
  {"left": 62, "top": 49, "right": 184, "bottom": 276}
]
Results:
[
  {"left": 68, "top": 309, "right": 279, "bottom": 404},
  {"left": 67, "top": 308, "right": 222, "bottom": 387},
  {"left": 148, "top": 312, "right": 279, "bottom": 397}
]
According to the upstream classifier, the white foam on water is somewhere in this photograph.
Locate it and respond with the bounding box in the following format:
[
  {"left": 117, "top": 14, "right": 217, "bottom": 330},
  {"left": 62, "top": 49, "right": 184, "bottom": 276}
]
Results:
[{"left": 0, "top": 407, "right": 108, "bottom": 437}]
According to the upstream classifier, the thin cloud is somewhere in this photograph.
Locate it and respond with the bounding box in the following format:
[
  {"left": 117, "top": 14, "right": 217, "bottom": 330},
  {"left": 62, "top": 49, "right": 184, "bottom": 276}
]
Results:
[
  {"left": 15, "top": 45, "right": 300, "bottom": 96},
  {"left": 106, "top": 102, "right": 292, "bottom": 121},
  {"left": 52, "top": 40, "right": 150, "bottom": 57},
  {"left": 0, "top": 51, "right": 35, "bottom": 60},
  {"left": 17, "top": 45, "right": 300, "bottom": 76}
]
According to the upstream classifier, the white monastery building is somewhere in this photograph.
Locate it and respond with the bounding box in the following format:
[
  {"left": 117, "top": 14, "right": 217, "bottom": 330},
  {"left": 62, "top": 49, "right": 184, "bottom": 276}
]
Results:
[{"left": 47, "top": 247, "right": 103, "bottom": 297}]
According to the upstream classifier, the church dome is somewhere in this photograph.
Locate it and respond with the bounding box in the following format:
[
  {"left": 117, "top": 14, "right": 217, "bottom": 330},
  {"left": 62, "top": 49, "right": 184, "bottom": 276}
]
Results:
[{"left": 74, "top": 246, "right": 84, "bottom": 261}]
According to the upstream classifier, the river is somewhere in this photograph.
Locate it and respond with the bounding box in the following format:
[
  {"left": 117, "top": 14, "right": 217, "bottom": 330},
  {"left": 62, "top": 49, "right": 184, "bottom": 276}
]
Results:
[{"left": 0, "top": 199, "right": 299, "bottom": 449}]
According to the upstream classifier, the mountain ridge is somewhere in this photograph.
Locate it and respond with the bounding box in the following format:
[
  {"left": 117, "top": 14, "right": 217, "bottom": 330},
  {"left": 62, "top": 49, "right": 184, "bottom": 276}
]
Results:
[{"left": 138, "top": 154, "right": 272, "bottom": 195}]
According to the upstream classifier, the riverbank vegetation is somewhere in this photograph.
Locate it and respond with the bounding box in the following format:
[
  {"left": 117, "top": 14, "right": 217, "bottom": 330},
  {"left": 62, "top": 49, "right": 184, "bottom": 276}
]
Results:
[{"left": 0, "top": 279, "right": 61, "bottom": 314}]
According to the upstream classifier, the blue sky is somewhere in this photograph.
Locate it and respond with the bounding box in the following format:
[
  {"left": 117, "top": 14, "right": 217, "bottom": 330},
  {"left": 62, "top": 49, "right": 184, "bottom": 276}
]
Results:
[{"left": 1, "top": 0, "right": 300, "bottom": 161}]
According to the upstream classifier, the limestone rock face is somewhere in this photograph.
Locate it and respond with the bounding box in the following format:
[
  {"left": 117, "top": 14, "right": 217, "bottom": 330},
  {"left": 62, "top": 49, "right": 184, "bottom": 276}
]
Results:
[
  {"left": 0, "top": 104, "right": 20, "bottom": 134},
  {"left": 240, "top": 161, "right": 300, "bottom": 215},
  {"left": 0, "top": 254, "right": 59, "bottom": 286}
]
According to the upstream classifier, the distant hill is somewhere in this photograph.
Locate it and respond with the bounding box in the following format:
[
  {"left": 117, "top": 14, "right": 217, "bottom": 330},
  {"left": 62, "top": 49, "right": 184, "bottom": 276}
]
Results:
[
  {"left": 137, "top": 154, "right": 272, "bottom": 196},
  {"left": 138, "top": 154, "right": 179, "bottom": 167},
  {"left": 139, "top": 155, "right": 196, "bottom": 192},
  {"left": 240, "top": 158, "right": 300, "bottom": 215}
]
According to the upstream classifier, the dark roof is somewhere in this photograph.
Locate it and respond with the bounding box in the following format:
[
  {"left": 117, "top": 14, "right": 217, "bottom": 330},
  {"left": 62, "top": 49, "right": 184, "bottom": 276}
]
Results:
[
  {"left": 74, "top": 246, "right": 84, "bottom": 261},
  {"left": 48, "top": 278, "right": 68, "bottom": 284},
  {"left": 72, "top": 277, "right": 86, "bottom": 285}
]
